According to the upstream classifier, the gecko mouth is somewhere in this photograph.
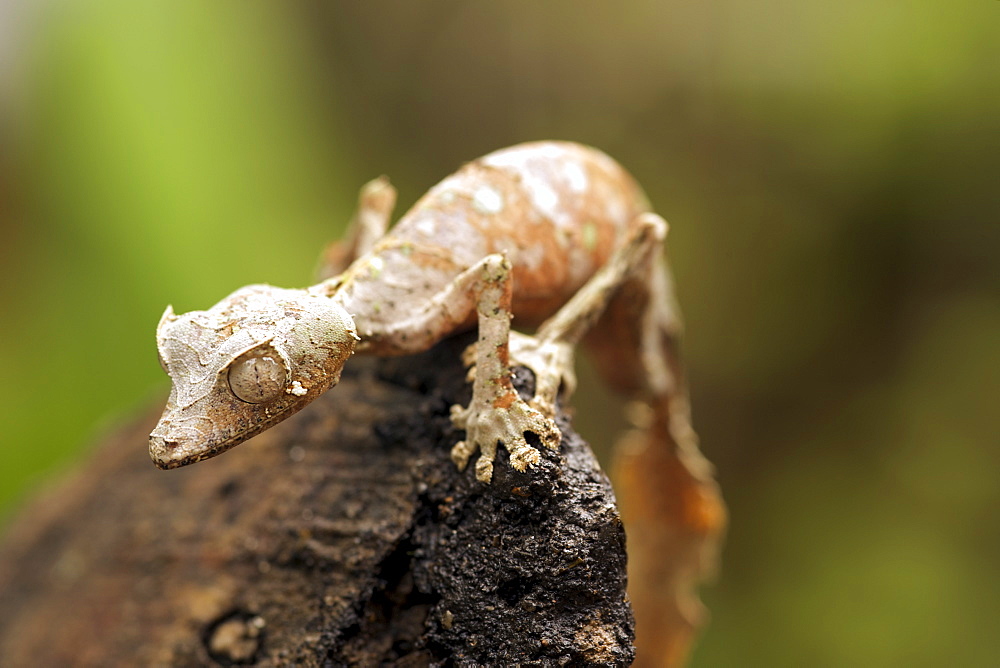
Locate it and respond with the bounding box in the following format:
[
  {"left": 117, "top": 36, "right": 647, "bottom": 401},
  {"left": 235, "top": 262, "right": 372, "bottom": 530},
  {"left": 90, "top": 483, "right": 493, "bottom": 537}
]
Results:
[
  {"left": 148, "top": 397, "right": 314, "bottom": 470},
  {"left": 149, "top": 433, "right": 235, "bottom": 470}
]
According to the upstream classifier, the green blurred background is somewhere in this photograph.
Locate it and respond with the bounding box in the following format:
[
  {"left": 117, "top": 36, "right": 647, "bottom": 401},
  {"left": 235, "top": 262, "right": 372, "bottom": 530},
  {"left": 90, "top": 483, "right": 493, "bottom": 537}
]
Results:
[{"left": 1, "top": 1, "right": 997, "bottom": 665}]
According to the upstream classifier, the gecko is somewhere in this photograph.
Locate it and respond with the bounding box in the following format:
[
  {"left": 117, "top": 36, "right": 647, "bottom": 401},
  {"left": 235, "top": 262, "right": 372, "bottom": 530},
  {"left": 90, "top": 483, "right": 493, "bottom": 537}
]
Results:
[{"left": 149, "top": 141, "right": 725, "bottom": 664}]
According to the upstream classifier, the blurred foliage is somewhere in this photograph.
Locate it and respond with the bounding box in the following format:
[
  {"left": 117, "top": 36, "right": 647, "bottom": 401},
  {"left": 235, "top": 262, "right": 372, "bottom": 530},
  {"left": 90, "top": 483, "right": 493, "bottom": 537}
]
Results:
[{"left": 1, "top": 1, "right": 997, "bottom": 665}]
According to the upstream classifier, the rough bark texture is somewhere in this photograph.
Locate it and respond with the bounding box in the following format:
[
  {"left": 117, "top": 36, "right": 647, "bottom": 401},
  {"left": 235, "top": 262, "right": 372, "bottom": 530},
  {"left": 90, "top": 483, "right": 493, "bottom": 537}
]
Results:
[{"left": 0, "top": 334, "right": 634, "bottom": 666}]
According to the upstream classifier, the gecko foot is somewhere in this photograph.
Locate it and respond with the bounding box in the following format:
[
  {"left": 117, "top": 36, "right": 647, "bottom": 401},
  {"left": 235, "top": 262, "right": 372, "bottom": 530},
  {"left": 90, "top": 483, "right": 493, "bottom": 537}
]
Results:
[
  {"left": 460, "top": 330, "right": 577, "bottom": 422},
  {"left": 450, "top": 392, "right": 561, "bottom": 483}
]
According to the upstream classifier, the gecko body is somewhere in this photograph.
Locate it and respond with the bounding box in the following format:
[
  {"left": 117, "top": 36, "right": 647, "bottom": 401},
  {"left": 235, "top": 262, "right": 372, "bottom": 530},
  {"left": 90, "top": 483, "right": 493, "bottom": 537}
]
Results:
[
  {"left": 151, "top": 142, "right": 652, "bottom": 475},
  {"left": 150, "top": 142, "right": 724, "bottom": 663},
  {"left": 335, "top": 142, "right": 650, "bottom": 347}
]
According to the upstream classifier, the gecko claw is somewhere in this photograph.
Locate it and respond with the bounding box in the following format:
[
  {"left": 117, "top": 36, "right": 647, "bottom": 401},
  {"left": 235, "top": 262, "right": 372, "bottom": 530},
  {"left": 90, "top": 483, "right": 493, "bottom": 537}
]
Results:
[{"left": 450, "top": 396, "right": 560, "bottom": 483}]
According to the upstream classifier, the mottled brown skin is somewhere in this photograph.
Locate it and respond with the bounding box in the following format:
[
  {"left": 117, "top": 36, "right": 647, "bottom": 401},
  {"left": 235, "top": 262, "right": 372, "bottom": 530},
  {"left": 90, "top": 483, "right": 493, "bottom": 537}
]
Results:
[{"left": 328, "top": 142, "right": 651, "bottom": 350}]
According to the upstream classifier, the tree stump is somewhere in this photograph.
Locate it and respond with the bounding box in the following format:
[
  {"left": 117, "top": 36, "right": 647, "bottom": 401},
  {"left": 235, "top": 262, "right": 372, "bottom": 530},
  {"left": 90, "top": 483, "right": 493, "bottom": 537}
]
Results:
[{"left": 0, "top": 334, "right": 634, "bottom": 666}]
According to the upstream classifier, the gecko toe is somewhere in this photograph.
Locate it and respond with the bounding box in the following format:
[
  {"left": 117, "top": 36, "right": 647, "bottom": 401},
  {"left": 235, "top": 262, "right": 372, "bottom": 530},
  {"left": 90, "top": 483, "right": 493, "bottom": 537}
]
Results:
[
  {"left": 474, "top": 455, "right": 495, "bottom": 482},
  {"left": 451, "top": 439, "right": 475, "bottom": 471}
]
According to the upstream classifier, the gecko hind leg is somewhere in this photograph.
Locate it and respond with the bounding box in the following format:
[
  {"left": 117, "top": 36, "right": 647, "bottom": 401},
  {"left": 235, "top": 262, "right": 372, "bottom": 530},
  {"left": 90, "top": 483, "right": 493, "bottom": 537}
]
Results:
[
  {"left": 511, "top": 213, "right": 669, "bottom": 418},
  {"left": 505, "top": 213, "right": 723, "bottom": 665},
  {"left": 573, "top": 219, "right": 724, "bottom": 666},
  {"left": 449, "top": 254, "right": 561, "bottom": 483},
  {"left": 316, "top": 176, "right": 397, "bottom": 280}
]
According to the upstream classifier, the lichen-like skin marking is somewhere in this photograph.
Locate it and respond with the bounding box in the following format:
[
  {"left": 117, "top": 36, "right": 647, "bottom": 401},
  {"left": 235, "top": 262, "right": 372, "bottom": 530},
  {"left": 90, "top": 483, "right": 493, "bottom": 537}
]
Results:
[{"left": 150, "top": 285, "right": 357, "bottom": 468}]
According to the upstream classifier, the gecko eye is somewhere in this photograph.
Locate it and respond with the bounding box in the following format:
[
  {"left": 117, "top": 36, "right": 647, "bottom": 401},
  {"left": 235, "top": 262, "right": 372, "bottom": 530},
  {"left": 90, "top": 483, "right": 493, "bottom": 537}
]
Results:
[{"left": 228, "top": 350, "right": 287, "bottom": 403}]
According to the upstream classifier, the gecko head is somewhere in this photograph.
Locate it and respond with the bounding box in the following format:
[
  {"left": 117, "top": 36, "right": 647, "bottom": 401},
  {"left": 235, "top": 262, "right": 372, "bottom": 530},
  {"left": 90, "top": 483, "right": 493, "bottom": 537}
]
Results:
[{"left": 149, "top": 284, "right": 358, "bottom": 470}]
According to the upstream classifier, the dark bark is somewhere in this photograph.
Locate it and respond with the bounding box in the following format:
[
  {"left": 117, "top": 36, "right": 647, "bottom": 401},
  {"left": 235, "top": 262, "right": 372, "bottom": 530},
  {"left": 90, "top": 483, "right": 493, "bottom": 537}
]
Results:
[{"left": 0, "top": 334, "right": 634, "bottom": 666}]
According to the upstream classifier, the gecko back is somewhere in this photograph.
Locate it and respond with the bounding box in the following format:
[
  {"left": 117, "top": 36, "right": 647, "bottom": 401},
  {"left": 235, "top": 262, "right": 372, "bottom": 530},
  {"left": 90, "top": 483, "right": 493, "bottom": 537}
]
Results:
[{"left": 335, "top": 141, "right": 652, "bottom": 340}]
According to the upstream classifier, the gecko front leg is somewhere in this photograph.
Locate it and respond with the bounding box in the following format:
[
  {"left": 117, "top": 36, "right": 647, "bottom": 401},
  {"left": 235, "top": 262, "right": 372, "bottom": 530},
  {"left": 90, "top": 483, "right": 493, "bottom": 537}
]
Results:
[{"left": 447, "top": 255, "right": 561, "bottom": 483}]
